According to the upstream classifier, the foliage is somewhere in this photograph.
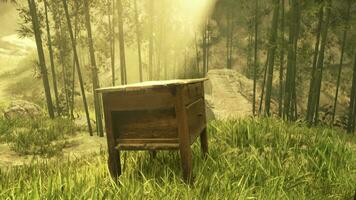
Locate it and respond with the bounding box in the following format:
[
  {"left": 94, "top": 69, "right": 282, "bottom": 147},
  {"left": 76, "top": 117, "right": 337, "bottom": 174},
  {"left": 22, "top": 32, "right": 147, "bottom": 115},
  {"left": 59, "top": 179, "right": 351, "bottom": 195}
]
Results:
[
  {"left": 0, "top": 116, "right": 76, "bottom": 157},
  {"left": 0, "top": 118, "right": 355, "bottom": 199}
]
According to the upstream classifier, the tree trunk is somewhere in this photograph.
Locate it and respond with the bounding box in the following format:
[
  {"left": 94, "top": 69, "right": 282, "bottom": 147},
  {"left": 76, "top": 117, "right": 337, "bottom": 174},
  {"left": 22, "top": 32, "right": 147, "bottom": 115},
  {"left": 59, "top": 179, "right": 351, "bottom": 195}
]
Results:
[
  {"left": 307, "top": 1, "right": 331, "bottom": 125},
  {"left": 226, "top": 6, "right": 230, "bottom": 69},
  {"left": 195, "top": 33, "right": 200, "bottom": 75},
  {"left": 148, "top": 0, "right": 154, "bottom": 80},
  {"left": 51, "top": 4, "right": 70, "bottom": 116},
  {"left": 202, "top": 26, "right": 207, "bottom": 77},
  {"left": 117, "top": 0, "right": 127, "bottom": 84},
  {"left": 28, "top": 0, "right": 55, "bottom": 119},
  {"left": 348, "top": 53, "right": 356, "bottom": 133},
  {"left": 109, "top": 0, "right": 116, "bottom": 86},
  {"left": 70, "top": 0, "right": 80, "bottom": 120},
  {"left": 283, "top": 0, "right": 300, "bottom": 120},
  {"left": 278, "top": 0, "right": 285, "bottom": 117},
  {"left": 306, "top": 6, "right": 324, "bottom": 123},
  {"left": 62, "top": 0, "right": 93, "bottom": 136},
  {"left": 83, "top": 0, "right": 104, "bottom": 137},
  {"left": 264, "top": 0, "right": 280, "bottom": 116},
  {"left": 332, "top": 0, "right": 352, "bottom": 125},
  {"left": 44, "top": 0, "right": 59, "bottom": 116},
  {"left": 258, "top": 51, "right": 269, "bottom": 114},
  {"left": 253, "top": 0, "right": 258, "bottom": 115},
  {"left": 134, "top": 0, "right": 143, "bottom": 82}
]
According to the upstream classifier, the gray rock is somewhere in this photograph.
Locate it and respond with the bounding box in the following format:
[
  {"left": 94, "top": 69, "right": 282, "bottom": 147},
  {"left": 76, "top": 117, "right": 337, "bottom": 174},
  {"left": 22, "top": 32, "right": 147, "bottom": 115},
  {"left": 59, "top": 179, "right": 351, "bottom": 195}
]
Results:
[{"left": 3, "top": 100, "right": 44, "bottom": 120}]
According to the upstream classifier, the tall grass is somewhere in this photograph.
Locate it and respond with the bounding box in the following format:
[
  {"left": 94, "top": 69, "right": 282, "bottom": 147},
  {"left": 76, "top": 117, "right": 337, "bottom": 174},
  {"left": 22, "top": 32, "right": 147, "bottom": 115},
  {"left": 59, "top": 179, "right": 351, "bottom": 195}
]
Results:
[
  {"left": 0, "top": 117, "right": 76, "bottom": 156},
  {"left": 0, "top": 117, "right": 355, "bottom": 199}
]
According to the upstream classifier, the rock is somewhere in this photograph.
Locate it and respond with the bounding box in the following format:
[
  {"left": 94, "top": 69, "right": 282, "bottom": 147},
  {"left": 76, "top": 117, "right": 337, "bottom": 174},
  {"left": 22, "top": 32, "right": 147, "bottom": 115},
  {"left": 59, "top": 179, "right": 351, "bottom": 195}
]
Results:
[
  {"left": 205, "top": 69, "right": 253, "bottom": 119},
  {"left": 3, "top": 100, "right": 44, "bottom": 120}
]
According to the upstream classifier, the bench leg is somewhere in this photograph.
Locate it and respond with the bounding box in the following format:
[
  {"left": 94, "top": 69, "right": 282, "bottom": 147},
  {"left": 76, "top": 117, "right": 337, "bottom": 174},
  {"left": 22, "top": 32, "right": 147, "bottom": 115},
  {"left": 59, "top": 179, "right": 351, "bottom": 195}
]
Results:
[
  {"left": 179, "top": 142, "right": 193, "bottom": 184},
  {"left": 108, "top": 149, "right": 121, "bottom": 181},
  {"left": 200, "top": 128, "right": 208, "bottom": 159}
]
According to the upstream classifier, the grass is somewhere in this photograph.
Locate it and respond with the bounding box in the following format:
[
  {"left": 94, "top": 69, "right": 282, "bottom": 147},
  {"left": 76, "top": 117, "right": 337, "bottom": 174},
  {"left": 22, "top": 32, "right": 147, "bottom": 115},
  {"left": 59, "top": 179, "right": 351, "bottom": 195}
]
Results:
[
  {"left": 0, "top": 117, "right": 355, "bottom": 199},
  {"left": 0, "top": 116, "right": 76, "bottom": 157}
]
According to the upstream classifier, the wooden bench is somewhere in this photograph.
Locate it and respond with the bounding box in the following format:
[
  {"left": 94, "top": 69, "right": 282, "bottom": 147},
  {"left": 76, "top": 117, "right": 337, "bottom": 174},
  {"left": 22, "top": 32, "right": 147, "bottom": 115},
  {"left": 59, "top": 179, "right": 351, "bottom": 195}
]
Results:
[{"left": 97, "top": 78, "right": 208, "bottom": 183}]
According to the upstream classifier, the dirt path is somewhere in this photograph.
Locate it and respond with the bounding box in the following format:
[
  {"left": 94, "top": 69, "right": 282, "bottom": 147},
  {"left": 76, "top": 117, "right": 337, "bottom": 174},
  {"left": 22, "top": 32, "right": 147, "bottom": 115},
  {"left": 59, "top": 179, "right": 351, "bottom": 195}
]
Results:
[{"left": 205, "top": 69, "right": 253, "bottom": 119}]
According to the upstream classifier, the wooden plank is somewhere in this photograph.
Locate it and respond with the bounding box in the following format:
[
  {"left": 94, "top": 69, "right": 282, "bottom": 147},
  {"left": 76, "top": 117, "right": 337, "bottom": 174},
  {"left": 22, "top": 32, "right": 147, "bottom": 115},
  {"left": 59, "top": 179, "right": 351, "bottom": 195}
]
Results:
[
  {"left": 186, "top": 98, "right": 206, "bottom": 144},
  {"left": 184, "top": 82, "right": 204, "bottom": 106},
  {"left": 105, "top": 89, "right": 175, "bottom": 111},
  {"left": 175, "top": 85, "right": 193, "bottom": 184},
  {"left": 117, "top": 138, "right": 179, "bottom": 144},
  {"left": 116, "top": 143, "right": 179, "bottom": 150},
  {"left": 102, "top": 94, "right": 121, "bottom": 180},
  {"left": 97, "top": 78, "right": 208, "bottom": 93},
  {"left": 111, "top": 108, "right": 178, "bottom": 139}
]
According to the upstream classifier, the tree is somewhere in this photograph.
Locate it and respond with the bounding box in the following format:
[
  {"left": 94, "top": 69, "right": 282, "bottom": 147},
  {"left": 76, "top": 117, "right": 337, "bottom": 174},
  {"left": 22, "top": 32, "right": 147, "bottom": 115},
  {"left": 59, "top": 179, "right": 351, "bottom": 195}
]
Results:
[
  {"left": 43, "top": 0, "right": 60, "bottom": 115},
  {"left": 148, "top": 0, "right": 154, "bottom": 80},
  {"left": 253, "top": 0, "right": 258, "bottom": 115},
  {"left": 134, "top": 0, "right": 143, "bottom": 82},
  {"left": 283, "top": 0, "right": 300, "bottom": 120},
  {"left": 278, "top": 0, "right": 285, "bottom": 117},
  {"left": 83, "top": 0, "right": 104, "bottom": 136},
  {"left": 225, "top": 1, "right": 234, "bottom": 69},
  {"left": 28, "top": 0, "right": 55, "bottom": 119},
  {"left": 332, "top": 0, "right": 352, "bottom": 124},
  {"left": 306, "top": 0, "right": 331, "bottom": 125},
  {"left": 108, "top": 0, "right": 116, "bottom": 86},
  {"left": 117, "top": 0, "right": 127, "bottom": 84},
  {"left": 51, "top": 0, "right": 70, "bottom": 116},
  {"left": 264, "top": 0, "right": 280, "bottom": 116},
  {"left": 348, "top": 53, "right": 356, "bottom": 133},
  {"left": 62, "top": 0, "right": 93, "bottom": 136}
]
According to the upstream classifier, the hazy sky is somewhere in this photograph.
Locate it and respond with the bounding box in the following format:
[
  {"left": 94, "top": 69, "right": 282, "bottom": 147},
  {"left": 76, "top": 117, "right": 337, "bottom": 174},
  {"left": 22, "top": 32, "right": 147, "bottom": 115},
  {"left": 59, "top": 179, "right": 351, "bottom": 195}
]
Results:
[{"left": 0, "top": 2, "right": 35, "bottom": 70}]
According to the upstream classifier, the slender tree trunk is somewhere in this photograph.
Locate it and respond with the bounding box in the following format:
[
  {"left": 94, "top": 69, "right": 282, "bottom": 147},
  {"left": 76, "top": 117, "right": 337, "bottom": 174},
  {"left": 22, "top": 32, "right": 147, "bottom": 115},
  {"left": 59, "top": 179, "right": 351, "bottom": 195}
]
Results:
[
  {"left": 70, "top": 1, "right": 79, "bottom": 119},
  {"left": 62, "top": 0, "right": 93, "bottom": 136},
  {"left": 229, "top": 7, "right": 234, "bottom": 69},
  {"left": 264, "top": 0, "right": 280, "bottom": 115},
  {"left": 134, "top": 0, "right": 143, "bottom": 82},
  {"left": 226, "top": 6, "right": 230, "bottom": 69},
  {"left": 258, "top": 51, "right": 269, "bottom": 114},
  {"left": 308, "top": 1, "right": 331, "bottom": 125},
  {"left": 332, "top": 0, "right": 352, "bottom": 125},
  {"left": 202, "top": 30, "right": 206, "bottom": 77},
  {"left": 148, "top": 0, "right": 154, "bottom": 80},
  {"left": 117, "top": 0, "right": 127, "bottom": 84},
  {"left": 306, "top": 6, "right": 324, "bottom": 122},
  {"left": 83, "top": 0, "right": 104, "bottom": 137},
  {"left": 195, "top": 33, "right": 200, "bottom": 75},
  {"left": 283, "top": 0, "right": 300, "bottom": 120},
  {"left": 109, "top": 0, "right": 116, "bottom": 86},
  {"left": 253, "top": 0, "right": 258, "bottom": 115},
  {"left": 348, "top": 53, "right": 356, "bottom": 133},
  {"left": 278, "top": 0, "right": 285, "bottom": 117},
  {"left": 206, "top": 19, "right": 210, "bottom": 74},
  {"left": 52, "top": 5, "right": 70, "bottom": 116},
  {"left": 44, "top": 0, "right": 59, "bottom": 116},
  {"left": 28, "top": 0, "right": 54, "bottom": 119}
]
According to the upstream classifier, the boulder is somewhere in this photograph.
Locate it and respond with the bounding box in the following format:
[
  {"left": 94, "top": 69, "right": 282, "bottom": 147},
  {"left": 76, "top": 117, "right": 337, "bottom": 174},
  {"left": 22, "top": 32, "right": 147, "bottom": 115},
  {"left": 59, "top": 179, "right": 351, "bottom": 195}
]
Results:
[{"left": 3, "top": 100, "right": 44, "bottom": 120}]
